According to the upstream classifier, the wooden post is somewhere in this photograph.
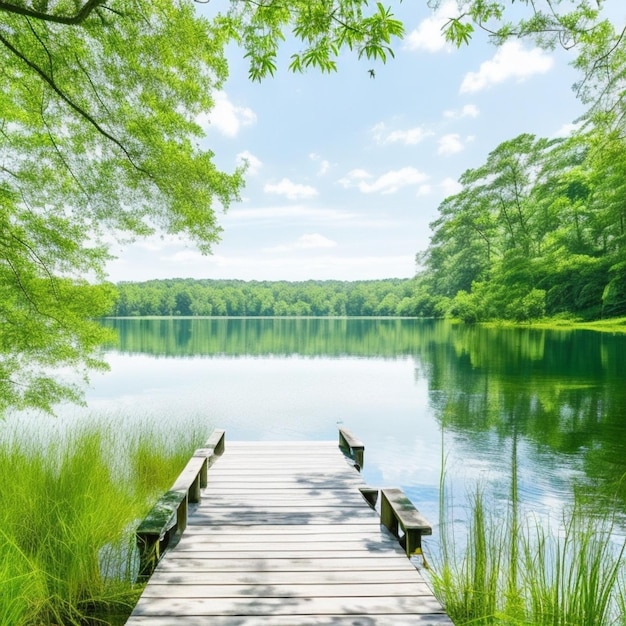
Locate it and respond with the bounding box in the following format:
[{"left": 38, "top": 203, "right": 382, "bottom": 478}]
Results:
[
  {"left": 205, "top": 429, "right": 225, "bottom": 455},
  {"left": 359, "top": 486, "right": 379, "bottom": 510},
  {"left": 380, "top": 490, "right": 399, "bottom": 537},
  {"left": 136, "top": 532, "right": 160, "bottom": 580},
  {"left": 338, "top": 427, "right": 365, "bottom": 470},
  {"left": 176, "top": 491, "right": 188, "bottom": 533},
  {"left": 193, "top": 449, "right": 213, "bottom": 487},
  {"left": 135, "top": 489, "right": 187, "bottom": 579},
  {"left": 172, "top": 455, "right": 208, "bottom": 504},
  {"left": 380, "top": 487, "right": 432, "bottom": 557}
]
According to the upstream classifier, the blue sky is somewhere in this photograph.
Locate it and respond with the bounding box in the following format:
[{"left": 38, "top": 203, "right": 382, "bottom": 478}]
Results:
[{"left": 106, "top": 1, "right": 625, "bottom": 283}]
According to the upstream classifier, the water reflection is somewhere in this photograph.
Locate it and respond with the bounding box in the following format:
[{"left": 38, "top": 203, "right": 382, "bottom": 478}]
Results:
[{"left": 68, "top": 319, "right": 626, "bottom": 535}]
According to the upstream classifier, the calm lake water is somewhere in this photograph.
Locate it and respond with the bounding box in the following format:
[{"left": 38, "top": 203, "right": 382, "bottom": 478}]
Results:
[{"left": 18, "top": 318, "right": 626, "bottom": 549}]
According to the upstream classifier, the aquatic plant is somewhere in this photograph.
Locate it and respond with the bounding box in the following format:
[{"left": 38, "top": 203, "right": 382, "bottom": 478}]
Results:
[
  {"left": 428, "top": 488, "right": 626, "bottom": 625},
  {"left": 0, "top": 417, "right": 207, "bottom": 625}
]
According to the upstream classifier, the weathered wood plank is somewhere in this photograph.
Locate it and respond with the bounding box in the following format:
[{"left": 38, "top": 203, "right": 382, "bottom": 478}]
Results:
[
  {"left": 170, "top": 541, "right": 408, "bottom": 554},
  {"left": 129, "top": 595, "right": 448, "bottom": 617},
  {"left": 126, "top": 615, "right": 454, "bottom": 625},
  {"left": 147, "top": 570, "right": 426, "bottom": 585},
  {"left": 201, "top": 496, "right": 369, "bottom": 506},
  {"left": 187, "top": 512, "right": 380, "bottom": 525},
  {"left": 173, "top": 534, "right": 399, "bottom": 546},
  {"left": 154, "top": 556, "right": 420, "bottom": 572},
  {"left": 126, "top": 433, "right": 453, "bottom": 625},
  {"left": 140, "top": 582, "right": 433, "bottom": 598},
  {"left": 155, "top": 549, "right": 412, "bottom": 559},
  {"left": 180, "top": 523, "right": 384, "bottom": 535}
]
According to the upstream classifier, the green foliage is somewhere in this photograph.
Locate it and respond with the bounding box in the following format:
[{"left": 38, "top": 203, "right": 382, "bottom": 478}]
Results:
[
  {"left": 0, "top": 0, "right": 244, "bottom": 413},
  {"left": 435, "top": 0, "right": 608, "bottom": 51},
  {"left": 419, "top": 126, "right": 626, "bottom": 322},
  {"left": 603, "top": 261, "right": 626, "bottom": 318},
  {"left": 429, "top": 487, "right": 626, "bottom": 625},
  {"left": 0, "top": 417, "right": 207, "bottom": 625},
  {"left": 1, "top": 0, "right": 624, "bottom": 414},
  {"left": 415, "top": 4, "right": 626, "bottom": 325},
  {"left": 111, "top": 277, "right": 422, "bottom": 318},
  {"left": 0, "top": 0, "right": 408, "bottom": 415},
  {"left": 221, "top": 0, "right": 405, "bottom": 80}
]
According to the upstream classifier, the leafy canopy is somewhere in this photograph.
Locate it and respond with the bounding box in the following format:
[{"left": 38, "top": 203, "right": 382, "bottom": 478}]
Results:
[
  {"left": 0, "top": 0, "right": 408, "bottom": 414},
  {"left": 0, "top": 0, "right": 622, "bottom": 414}
]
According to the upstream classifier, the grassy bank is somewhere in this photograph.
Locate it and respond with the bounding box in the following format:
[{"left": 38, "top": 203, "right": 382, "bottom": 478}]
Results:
[
  {"left": 0, "top": 419, "right": 208, "bottom": 625},
  {"left": 427, "top": 487, "right": 626, "bottom": 625},
  {"left": 482, "top": 315, "right": 626, "bottom": 334}
]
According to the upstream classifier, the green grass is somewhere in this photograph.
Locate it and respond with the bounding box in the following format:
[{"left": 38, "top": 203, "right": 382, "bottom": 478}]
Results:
[
  {"left": 0, "top": 418, "right": 209, "bottom": 625},
  {"left": 428, "top": 488, "right": 626, "bottom": 625},
  {"left": 482, "top": 316, "right": 626, "bottom": 334}
]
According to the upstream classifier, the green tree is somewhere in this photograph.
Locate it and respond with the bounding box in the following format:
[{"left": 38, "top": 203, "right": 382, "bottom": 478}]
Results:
[
  {"left": 0, "top": 0, "right": 406, "bottom": 414},
  {"left": 2, "top": 0, "right": 622, "bottom": 412}
]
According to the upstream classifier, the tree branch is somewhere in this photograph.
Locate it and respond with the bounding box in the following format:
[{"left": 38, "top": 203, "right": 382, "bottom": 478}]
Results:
[
  {"left": 0, "top": 28, "right": 152, "bottom": 177},
  {"left": 0, "top": 0, "right": 106, "bottom": 25}
]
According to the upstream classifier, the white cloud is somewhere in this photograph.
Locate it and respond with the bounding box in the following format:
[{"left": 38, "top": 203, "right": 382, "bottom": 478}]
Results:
[
  {"left": 440, "top": 177, "right": 463, "bottom": 197},
  {"left": 339, "top": 167, "right": 429, "bottom": 194},
  {"left": 438, "top": 133, "right": 465, "bottom": 155},
  {"left": 443, "top": 104, "right": 480, "bottom": 119},
  {"left": 236, "top": 150, "right": 262, "bottom": 175},
  {"left": 264, "top": 178, "right": 318, "bottom": 200},
  {"left": 264, "top": 233, "right": 337, "bottom": 253},
  {"left": 198, "top": 91, "right": 256, "bottom": 137},
  {"left": 163, "top": 249, "right": 205, "bottom": 264},
  {"left": 417, "top": 184, "right": 432, "bottom": 196},
  {"left": 340, "top": 168, "right": 370, "bottom": 183},
  {"left": 317, "top": 160, "right": 331, "bottom": 176},
  {"left": 223, "top": 205, "right": 396, "bottom": 230},
  {"left": 460, "top": 41, "right": 554, "bottom": 93},
  {"left": 372, "top": 122, "right": 434, "bottom": 145},
  {"left": 554, "top": 122, "right": 583, "bottom": 138},
  {"left": 405, "top": 0, "right": 457, "bottom": 53},
  {"left": 309, "top": 153, "right": 331, "bottom": 176}
]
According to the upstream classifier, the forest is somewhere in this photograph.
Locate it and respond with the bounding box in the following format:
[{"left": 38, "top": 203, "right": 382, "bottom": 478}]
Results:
[
  {"left": 411, "top": 129, "right": 626, "bottom": 322},
  {"left": 113, "top": 126, "right": 626, "bottom": 328},
  {"left": 111, "top": 278, "right": 417, "bottom": 317},
  {"left": 113, "top": 64, "right": 626, "bottom": 323}
]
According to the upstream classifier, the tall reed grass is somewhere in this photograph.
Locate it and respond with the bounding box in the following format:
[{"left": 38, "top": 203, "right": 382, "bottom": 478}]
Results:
[
  {"left": 428, "top": 486, "right": 626, "bottom": 625},
  {"left": 0, "top": 418, "right": 208, "bottom": 625}
]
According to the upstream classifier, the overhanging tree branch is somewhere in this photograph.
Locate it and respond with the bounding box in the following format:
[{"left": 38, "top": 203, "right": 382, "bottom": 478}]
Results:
[
  {"left": 0, "top": 0, "right": 106, "bottom": 25},
  {"left": 0, "top": 29, "right": 151, "bottom": 177}
]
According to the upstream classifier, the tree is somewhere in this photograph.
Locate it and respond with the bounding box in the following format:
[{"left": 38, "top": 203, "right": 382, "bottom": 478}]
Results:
[
  {"left": 433, "top": 0, "right": 614, "bottom": 51},
  {"left": 0, "top": 0, "right": 407, "bottom": 414},
  {"left": 2, "top": 0, "right": 623, "bottom": 414}
]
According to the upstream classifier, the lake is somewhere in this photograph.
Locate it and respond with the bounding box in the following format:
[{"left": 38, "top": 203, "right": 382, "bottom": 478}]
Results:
[{"left": 18, "top": 318, "right": 626, "bottom": 550}]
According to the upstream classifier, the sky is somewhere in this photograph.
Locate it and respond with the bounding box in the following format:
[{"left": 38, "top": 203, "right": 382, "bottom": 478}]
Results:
[{"left": 105, "top": 1, "right": 626, "bottom": 284}]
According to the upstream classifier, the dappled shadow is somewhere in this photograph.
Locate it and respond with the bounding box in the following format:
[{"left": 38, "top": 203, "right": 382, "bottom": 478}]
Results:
[{"left": 128, "top": 446, "right": 452, "bottom": 625}]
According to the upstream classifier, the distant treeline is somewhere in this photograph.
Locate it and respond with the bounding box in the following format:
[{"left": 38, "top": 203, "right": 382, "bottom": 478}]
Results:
[{"left": 111, "top": 278, "right": 421, "bottom": 317}]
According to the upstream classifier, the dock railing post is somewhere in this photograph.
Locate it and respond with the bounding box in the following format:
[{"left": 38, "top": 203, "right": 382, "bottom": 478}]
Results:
[
  {"left": 380, "top": 487, "right": 432, "bottom": 558},
  {"left": 134, "top": 430, "right": 225, "bottom": 580},
  {"left": 205, "top": 428, "right": 225, "bottom": 456},
  {"left": 338, "top": 427, "right": 365, "bottom": 470}
]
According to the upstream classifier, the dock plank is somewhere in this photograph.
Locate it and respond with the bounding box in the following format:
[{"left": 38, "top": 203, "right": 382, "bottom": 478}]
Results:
[
  {"left": 126, "top": 437, "right": 453, "bottom": 625},
  {"left": 129, "top": 595, "right": 447, "bottom": 616},
  {"left": 126, "top": 617, "right": 453, "bottom": 626},
  {"left": 155, "top": 557, "right": 421, "bottom": 572}
]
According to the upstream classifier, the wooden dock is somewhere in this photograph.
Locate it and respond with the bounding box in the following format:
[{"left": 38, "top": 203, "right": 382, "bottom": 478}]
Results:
[{"left": 126, "top": 430, "right": 453, "bottom": 625}]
